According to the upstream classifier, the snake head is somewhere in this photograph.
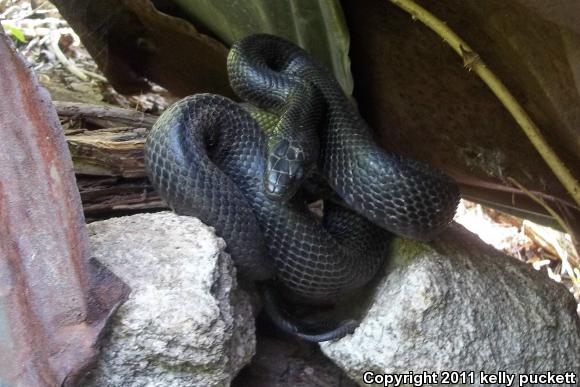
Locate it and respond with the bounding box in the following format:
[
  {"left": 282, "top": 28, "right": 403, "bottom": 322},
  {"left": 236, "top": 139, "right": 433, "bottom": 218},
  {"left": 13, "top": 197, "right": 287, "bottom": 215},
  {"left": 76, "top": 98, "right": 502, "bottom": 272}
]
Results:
[{"left": 264, "top": 139, "right": 309, "bottom": 201}]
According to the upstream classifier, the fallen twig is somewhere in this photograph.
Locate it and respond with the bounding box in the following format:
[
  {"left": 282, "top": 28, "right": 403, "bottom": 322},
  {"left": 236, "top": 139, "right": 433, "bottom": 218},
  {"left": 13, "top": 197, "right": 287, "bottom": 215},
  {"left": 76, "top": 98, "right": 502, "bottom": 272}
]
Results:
[
  {"left": 507, "top": 178, "right": 574, "bottom": 238},
  {"left": 49, "top": 29, "right": 87, "bottom": 80},
  {"left": 508, "top": 177, "right": 579, "bottom": 278}
]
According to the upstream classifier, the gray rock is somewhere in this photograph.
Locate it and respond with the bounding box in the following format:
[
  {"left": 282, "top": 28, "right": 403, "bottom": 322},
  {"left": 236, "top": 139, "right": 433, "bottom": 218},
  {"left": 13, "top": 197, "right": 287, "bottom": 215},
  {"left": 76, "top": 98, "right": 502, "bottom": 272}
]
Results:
[
  {"left": 84, "top": 212, "right": 256, "bottom": 387},
  {"left": 321, "top": 224, "right": 580, "bottom": 386}
]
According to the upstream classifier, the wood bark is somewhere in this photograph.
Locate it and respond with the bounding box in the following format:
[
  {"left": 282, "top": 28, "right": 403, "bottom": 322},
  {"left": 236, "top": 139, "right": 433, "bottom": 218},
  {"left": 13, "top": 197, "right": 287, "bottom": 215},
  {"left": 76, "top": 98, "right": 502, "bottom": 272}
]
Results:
[{"left": 60, "top": 102, "right": 168, "bottom": 218}]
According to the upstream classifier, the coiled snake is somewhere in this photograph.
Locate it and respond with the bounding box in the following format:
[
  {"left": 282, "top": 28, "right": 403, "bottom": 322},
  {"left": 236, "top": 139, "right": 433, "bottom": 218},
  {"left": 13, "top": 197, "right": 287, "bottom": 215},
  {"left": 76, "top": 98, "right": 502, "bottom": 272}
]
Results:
[{"left": 145, "top": 34, "right": 460, "bottom": 341}]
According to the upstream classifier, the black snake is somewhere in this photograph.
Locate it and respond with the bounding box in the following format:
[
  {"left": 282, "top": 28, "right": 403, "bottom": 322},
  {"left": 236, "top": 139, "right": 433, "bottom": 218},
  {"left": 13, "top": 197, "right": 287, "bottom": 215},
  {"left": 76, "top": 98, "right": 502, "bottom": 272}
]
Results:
[{"left": 145, "top": 34, "right": 460, "bottom": 341}]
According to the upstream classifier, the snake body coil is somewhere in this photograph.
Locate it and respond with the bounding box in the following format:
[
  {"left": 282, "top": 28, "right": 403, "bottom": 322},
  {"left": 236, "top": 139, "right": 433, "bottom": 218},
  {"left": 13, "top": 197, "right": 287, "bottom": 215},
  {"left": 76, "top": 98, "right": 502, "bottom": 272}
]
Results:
[{"left": 145, "top": 35, "right": 460, "bottom": 334}]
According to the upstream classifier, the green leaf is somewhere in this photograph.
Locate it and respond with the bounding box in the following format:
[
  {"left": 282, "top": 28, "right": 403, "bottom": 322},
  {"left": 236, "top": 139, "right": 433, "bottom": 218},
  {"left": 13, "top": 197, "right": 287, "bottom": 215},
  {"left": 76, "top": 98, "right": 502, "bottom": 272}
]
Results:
[
  {"left": 1, "top": 22, "right": 27, "bottom": 43},
  {"left": 170, "top": 0, "right": 353, "bottom": 95}
]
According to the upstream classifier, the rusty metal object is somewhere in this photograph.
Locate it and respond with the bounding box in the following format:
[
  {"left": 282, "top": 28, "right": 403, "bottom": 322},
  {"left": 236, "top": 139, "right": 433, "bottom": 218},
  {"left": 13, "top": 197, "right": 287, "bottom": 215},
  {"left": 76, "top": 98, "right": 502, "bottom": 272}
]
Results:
[{"left": 0, "top": 26, "right": 129, "bottom": 386}]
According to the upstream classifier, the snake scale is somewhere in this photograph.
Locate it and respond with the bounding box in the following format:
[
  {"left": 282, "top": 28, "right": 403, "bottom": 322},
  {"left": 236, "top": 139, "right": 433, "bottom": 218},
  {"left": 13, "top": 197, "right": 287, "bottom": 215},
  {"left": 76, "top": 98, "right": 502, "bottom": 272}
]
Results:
[{"left": 145, "top": 34, "right": 460, "bottom": 341}]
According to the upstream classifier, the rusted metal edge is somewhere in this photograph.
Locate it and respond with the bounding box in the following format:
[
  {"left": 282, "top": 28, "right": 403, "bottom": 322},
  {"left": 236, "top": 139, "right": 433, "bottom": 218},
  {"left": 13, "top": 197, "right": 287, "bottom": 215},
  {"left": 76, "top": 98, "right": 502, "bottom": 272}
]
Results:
[{"left": 0, "top": 25, "right": 130, "bottom": 387}]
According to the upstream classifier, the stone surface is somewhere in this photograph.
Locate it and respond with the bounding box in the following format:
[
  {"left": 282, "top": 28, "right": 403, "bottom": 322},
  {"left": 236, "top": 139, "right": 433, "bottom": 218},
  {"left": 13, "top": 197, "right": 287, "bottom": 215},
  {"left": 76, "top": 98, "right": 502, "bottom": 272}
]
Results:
[
  {"left": 321, "top": 224, "right": 580, "bottom": 386},
  {"left": 84, "top": 212, "right": 255, "bottom": 387}
]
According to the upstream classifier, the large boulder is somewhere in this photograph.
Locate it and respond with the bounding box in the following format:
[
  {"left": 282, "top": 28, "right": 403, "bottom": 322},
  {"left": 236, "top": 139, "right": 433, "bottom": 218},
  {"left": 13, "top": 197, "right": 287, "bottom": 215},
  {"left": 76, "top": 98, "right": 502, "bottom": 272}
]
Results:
[
  {"left": 84, "top": 212, "right": 255, "bottom": 387},
  {"left": 321, "top": 224, "right": 580, "bottom": 386}
]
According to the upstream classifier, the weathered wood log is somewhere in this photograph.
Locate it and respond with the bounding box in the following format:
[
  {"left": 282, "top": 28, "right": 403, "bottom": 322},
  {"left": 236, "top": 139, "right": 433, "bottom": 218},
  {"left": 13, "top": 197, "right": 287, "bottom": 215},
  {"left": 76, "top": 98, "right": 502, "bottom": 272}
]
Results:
[
  {"left": 55, "top": 100, "right": 158, "bottom": 129},
  {"left": 66, "top": 130, "right": 170, "bottom": 219},
  {"left": 58, "top": 103, "right": 167, "bottom": 218},
  {"left": 66, "top": 127, "right": 147, "bottom": 178},
  {"left": 78, "top": 176, "right": 166, "bottom": 221}
]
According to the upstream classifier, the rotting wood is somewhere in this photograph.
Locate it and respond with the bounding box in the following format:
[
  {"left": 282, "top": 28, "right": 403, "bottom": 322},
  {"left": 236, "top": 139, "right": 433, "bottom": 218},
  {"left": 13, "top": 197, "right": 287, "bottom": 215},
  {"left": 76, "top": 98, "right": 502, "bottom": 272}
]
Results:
[
  {"left": 57, "top": 103, "right": 167, "bottom": 217},
  {"left": 66, "top": 127, "right": 147, "bottom": 178},
  {"left": 66, "top": 128, "right": 170, "bottom": 218},
  {"left": 55, "top": 100, "right": 158, "bottom": 129},
  {"left": 78, "top": 176, "right": 167, "bottom": 220}
]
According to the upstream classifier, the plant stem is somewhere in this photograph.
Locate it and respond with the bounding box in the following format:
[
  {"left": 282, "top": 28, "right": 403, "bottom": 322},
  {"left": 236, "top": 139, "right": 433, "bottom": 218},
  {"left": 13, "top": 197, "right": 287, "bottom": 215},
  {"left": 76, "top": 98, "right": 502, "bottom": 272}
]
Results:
[{"left": 389, "top": 0, "right": 580, "bottom": 207}]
